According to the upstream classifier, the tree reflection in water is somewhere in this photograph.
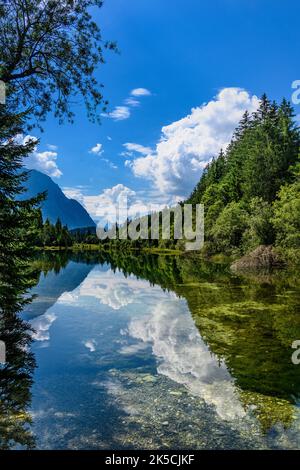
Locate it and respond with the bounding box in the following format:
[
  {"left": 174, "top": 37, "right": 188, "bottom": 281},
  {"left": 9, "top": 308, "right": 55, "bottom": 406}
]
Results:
[
  {"left": 1, "top": 249, "right": 300, "bottom": 447},
  {"left": 0, "top": 251, "right": 95, "bottom": 449}
]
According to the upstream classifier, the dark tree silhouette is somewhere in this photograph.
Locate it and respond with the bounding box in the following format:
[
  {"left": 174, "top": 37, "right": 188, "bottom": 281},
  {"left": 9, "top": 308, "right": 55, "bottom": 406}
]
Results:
[
  {"left": 0, "top": 106, "right": 44, "bottom": 448},
  {"left": 0, "top": 0, "right": 117, "bottom": 126}
]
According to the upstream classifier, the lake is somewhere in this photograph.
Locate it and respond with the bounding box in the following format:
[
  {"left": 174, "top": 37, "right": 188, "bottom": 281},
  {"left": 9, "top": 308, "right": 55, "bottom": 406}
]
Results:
[{"left": 9, "top": 251, "right": 300, "bottom": 449}]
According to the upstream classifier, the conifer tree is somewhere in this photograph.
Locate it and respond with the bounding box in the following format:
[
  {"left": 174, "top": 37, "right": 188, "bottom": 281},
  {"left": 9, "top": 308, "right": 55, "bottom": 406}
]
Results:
[
  {"left": 0, "top": 106, "right": 43, "bottom": 315},
  {"left": 186, "top": 94, "right": 300, "bottom": 255},
  {"left": 0, "top": 106, "right": 43, "bottom": 449}
]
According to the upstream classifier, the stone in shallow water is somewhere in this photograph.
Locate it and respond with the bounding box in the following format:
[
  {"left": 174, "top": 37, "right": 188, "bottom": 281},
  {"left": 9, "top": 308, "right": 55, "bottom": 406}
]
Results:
[{"left": 141, "top": 374, "right": 157, "bottom": 383}]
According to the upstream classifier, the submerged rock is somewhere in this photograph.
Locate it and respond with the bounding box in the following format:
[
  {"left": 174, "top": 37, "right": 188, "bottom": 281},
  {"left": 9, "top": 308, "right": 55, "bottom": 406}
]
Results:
[{"left": 231, "top": 245, "right": 284, "bottom": 271}]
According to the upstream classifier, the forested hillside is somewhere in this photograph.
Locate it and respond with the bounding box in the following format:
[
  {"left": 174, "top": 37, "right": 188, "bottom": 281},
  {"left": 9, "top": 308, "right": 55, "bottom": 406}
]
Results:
[{"left": 187, "top": 94, "right": 300, "bottom": 259}]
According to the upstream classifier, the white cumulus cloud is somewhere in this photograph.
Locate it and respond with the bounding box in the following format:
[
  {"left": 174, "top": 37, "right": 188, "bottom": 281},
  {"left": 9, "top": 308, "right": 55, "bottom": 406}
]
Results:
[
  {"left": 127, "top": 300, "right": 246, "bottom": 421},
  {"left": 58, "top": 266, "right": 157, "bottom": 311},
  {"left": 130, "top": 88, "right": 259, "bottom": 199},
  {"left": 104, "top": 88, "right": 151, "bottom": 122},
  {"left": 123, "top": 142, "right": 152, "bottom": 156},
  {"left": 65, "top": 183, "right": 166, "bottom": 225},
  {"left": 131, "top": 88, "right": 152, "bottom": 97},
  {"left": 106, "top": 106, "right": 131, "bottom": 121},
  {"left": 83, "top": 184, "right": 139, "bottom": 224},
  {"left": 29, "top": 151, "right": 62, "bottom": 178},
  {"left": 31, "top": 312, "right": 57, "bottom": 342},
  {"left": 84, "top": 339, "right": 97, "bottom": 352},
  {"left": 124, "top": 97, "right": 140, "bottom": 107},
  {"left": 62, "top": 187, "right": 85, "bottom": 202},
  {"left": 18, "top": 135, "right": 62, "bottom": 178},
  {"left": 89, "top": 143, "right": 103, "bottom": 155}
]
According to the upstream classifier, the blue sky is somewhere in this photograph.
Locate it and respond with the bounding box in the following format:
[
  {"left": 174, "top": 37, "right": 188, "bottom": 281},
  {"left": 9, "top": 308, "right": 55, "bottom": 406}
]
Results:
[{"left": 26, "top": 0, "right": 300, "bottom": 222}]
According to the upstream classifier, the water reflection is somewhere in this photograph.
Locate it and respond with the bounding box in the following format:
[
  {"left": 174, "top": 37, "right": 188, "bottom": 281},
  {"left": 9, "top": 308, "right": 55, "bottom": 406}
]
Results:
[
  {"left": 2, "top": 251, "right": 300, "bottom": 449},
  {"left": 0, "top": 311, "right": 36, "bottom": 449},
  {"left": 126, "top": 300, "right": 246, "bottom": 421},
  {"left": 0, "top": 252, "right": 95, "bottom": 449},
  {"left": 23, "top": 254, "right": 95, "bottom": 321},
  {"left": 57, "top": 266, "right": 158, "bottom": 311}
]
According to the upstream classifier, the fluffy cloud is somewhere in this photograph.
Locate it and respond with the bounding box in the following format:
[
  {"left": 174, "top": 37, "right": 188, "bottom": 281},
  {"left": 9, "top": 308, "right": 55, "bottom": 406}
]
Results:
[
  {"left": 105, "top": 106, "right": 131, "bottom": 121},
  {"left": 83, "top": 184, "right": 143, "bottom": 224},
  {"left": 28, "top": 151, "right": 62, "bottom": 178},
  {"left": 84, "top": 339, "right": 97, "bottom": 352},
  {"left": 104, "top": 88, "right": 151, "bottom": 122},
  {"left": 63, "top": 183, "right": 166, "bottom": 224},
  {"left": 20, "top": 135, "right": 62, "bottom": 178},
  {"left": 130, "top": 88, "right": 259, "bottom": 199},
  {"left": 62, "top": 187, "right": 85, "bottom": 202},
  {"left": 30, "top": 312, "right": 57, "bottom": 342},
  {"left": 123, "top": 142, "right": 152, "bottom": 156},
  {"left": 89, "top": 143, "right": 103, "bottom": 155},
  {"left": 127, "top": 300, "right": 246, "bottom": 421},
  {"left": 124, "top": 97, "right": 140, "bottom": 107},
  {"left": 47, "top": 144, "right": 58, "bottom": 151},
  {"left": 87, "top": 143, "right": 117, "bottom": 168},
  {"left": 130, "top": 88, "right": 152, "bottom": 97},
  {"left": 58, "top": 266, "right": 156, "bottom": 311}
]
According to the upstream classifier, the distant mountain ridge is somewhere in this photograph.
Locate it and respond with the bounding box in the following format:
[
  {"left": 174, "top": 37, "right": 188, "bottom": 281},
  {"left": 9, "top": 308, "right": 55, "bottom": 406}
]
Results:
[{"left": 22, "top": 169, "right": 96, "bottom": 230}]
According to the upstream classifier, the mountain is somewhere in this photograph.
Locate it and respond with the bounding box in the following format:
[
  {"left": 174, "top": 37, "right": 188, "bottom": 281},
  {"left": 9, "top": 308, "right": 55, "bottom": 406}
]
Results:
[
  {"left": 22, "top": 258, "right": 96, "bottom": 320},
  {"left": 22, "top": 169, "right": 96, "bottom": 230}
]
